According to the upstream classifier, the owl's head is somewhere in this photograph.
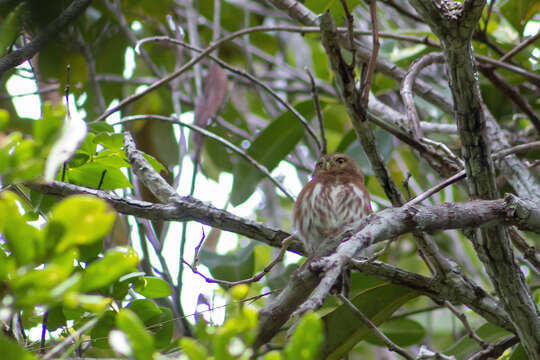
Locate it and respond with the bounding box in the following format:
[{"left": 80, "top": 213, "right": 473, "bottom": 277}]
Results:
[{"left": 312, "top": 153, "right": 364, "bottom": 180}]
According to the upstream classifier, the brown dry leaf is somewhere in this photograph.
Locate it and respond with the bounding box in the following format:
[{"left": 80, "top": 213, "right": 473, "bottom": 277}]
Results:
[{"left": 192, "top": 62, "right": 228, "bottom": 152}]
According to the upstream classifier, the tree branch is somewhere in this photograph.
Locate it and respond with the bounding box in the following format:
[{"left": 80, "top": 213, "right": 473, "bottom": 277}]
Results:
[
  {"left": 407, "top": 1, "right": 540, "bottom": 357},
  {"left": 28, "top": 181, "right": 297, "bottom": 252},
  {"left": 255, "top": 193, "right": 540, "bottom": 346}
]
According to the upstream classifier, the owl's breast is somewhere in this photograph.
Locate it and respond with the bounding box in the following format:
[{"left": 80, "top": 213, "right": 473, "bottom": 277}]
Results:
[
  {"left": 317, "top": 181, "right": 366, "bottom": 228},
  {"left": 294, "top": 181, "right": 367, "bottom": 235}
]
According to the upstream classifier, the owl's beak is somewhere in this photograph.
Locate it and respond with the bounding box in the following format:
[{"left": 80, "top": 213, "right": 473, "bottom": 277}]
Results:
[{"left": 325, "top": 162, "right": 332, "bottom": 171}]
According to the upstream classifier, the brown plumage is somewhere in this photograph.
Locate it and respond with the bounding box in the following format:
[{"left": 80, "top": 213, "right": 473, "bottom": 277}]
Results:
[{"left": 292, "top": 153, "right": 372, "bottom": 258}]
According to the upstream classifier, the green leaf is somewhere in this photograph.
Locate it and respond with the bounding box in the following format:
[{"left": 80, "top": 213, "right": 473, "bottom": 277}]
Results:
[
  {"left": 230, "top": 100, "right": 313, "bottom": 205},
  {"left": 44, "top": 111, "right": 88, "bottom": 182},
  {"left": 92, "top": 150, "right": 130, "bottom": 168},
  {"left": 67, "top": 162, "right": 132, "bottom": 190},
  {"left": 304, "top": 0, "right": 363, "bottom": 26},
  {"left": 93, "top": 132, "right": 124, "bottom": 150},
  {"left": 76, "top": 132, "right": 98, "bottom": 157},
  {"left": 80, "top": 248, "right": 139, "bottom": 292},
  {"left": 143, "top": 153, "right": 166, "bottom": 174},
  {"left": 0, "top": 109, "right": 9, "bottom": 130},
  {"left": 46, "top": 305, "right": 67, "bottom": 331},
  {"left": 116, "top": 308, "right": 155, "bottom": 360},
  {"left": 4, "top": 219, "right": 40, "bottom": 266},
  {"left": 50, "top": 195, "right": 116, "bottom": 252},
  {"left": 285, "top": 312, "right": 324, "bottom": 360},
  {"left": 179, "top": 337, "right": 208, "bottom": 360},
  {"left": 88, "top": 122, "right": 115, "bottom": 134},
  {"left": 0, "top": 2, "right": 25, "bottom": 57},
  {"left": 126, "top": 301, "right": 174, "bottom": 349},
  {"left": 150, "top": 120, "right": 179, "bottom": 167},
  {"left": 150, "top": 307, "right": 173, "bottom": 349},
  {"left": 199, "top": 243, "right": 255, "bottom": 284},
  {"left": 133, "top": 277, "right": 172, "bottom": 298},
  {"left": 509, "top": 344, "right": 528, "bottom": 360},
  {"left": 0, "top": 248, "right": 15, "bottom": 282},
  {"left": 263, "top": 351, "right": 283, "bottom": 360},
  {"left": 363, "top": 317, "right": 425, "bottom": 347},
  {"left": 111, "top": 272, "right": 144, "bottom": 301},
  {"left": 501, "top": 0, "right": 539, "bottom": 35},
  {"left": 91, "top": 310, "right": 116, "bottom": 349},
  {"left": 78, "top": 240, "right": 104, "bottom": 263},
  {"left": 0, "top": 333, "right": 38, "bottom": 360},
  {"left": 10, "top": 250, "right": 77, "bottom": 304},
  {"left": 128, "top": 299, "right": 163, "bottom": 322},
  {"left": 214, "top": 307, "right": 258, "bottom": 356},
  {"left": 33, "top": 104, "right": 64, "bottom": 146},
  {"left": 321, "top": 282, "right": 419, "bottom": 359},
  {"left": 29, "top": 190, "right": 58, "bottom": 215},
  {"left": 2, "top": 192, "right": 41, "bottom": 266},
  {"left": 64, "top": 293, "right": 112, "bottom": 313}
]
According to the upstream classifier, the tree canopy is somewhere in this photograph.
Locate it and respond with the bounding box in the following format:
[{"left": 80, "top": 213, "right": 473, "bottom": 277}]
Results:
[{"left": 0, "top": 0, "right": 539, "bottom": 359}]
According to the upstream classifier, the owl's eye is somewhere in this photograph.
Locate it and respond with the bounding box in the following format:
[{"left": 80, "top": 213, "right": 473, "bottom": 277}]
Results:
[
  {"left": 336, "top": 157, "right": 346, "bottom": 164},
  {"left": 316, "top": 161, "right": 324, "bottom": 168}
]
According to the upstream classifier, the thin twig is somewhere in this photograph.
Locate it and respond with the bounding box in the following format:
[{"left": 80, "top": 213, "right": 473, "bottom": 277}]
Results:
[
  {"left": 406, "top": 171, "right": 465, "bottom": 206},
  {"left": 185, "top": 236, "right": 293, "bottom": 288},
  {"left": 361, "top": 0, "right": 380, "bottom": 104},
  {"left": 43, "top": 317, "right": 98, "bottom": 360},
  {"left": 64, "top": 64, "right": 71, "bottom": 117},
  {"left": 380, "top": 0, "right": 423, "bottom": 22},
  {"left": 136, "top": 36, "right": 321, "bottom": 151},
  {"left": 444, "top": 301, "right": 488, "bottom": 348},
  {"left": 306, "top": 68, "right": 326, "bottom": 155},
  {"left": 421, "top": 137, "right": 463, "bottom": 167},
  {"left": 467, "top": 336, "right": 519, "bottom": 360},
  {"left": 402, "top": 172, "right": 415, "bottom": 200},
  {"left": 479, "top": 65, "right": 540, "bottom": 134},
  {"left": 40, "top": 311, "right": 48, "bottom": 355},
  {"left": 337, "top": 293, "right": 415, "bottom": 360},
  {"left": 366, "top": 238, "right": 396, "bottom": 262},
  {"left": 212, "top": 0, "right": 222, "bottom": 43},
  {"left": 339, "top": 0, "right": 356, "bottom": 68},
  {"left": 508, "top": 227, "right": 540, "bottom": 273},
  {"left": 76, "top": 28, "right": 106, "bottom": 114},
  {"left": 499, "top": 31, "right": 540, "bottom": 63},
  {"left": 482, "top": 0, "right": 496, "bottom": 33},
  {"left": 104, "top": 0, "right": 162, "bottom": 77},
  {"left": 406, "top": 141, "right": 540, "bottom": 206},
  {"left": 477, "top": 53, "right": 540, "bottom": 83}
]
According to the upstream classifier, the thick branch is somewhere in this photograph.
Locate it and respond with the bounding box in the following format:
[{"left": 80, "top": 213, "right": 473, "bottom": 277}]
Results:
[
  {"left": 29, "top": 181, "right": 296, "bottom": 252},
  {"left": 255, "top": 194, "right": 540, "bottom": 346},
  {"left": 407, "top": 1, "right": 540, "bottom": 357}
]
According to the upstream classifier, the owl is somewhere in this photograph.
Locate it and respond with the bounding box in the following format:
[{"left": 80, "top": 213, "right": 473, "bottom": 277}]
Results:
[{"left": 292, "top": 153, "right": 372, "bottom": 258}]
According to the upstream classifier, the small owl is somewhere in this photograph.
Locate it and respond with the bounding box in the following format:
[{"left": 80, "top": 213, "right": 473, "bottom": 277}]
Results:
[{"left": 292, "top": 153, "right": 372, "bottom": 258}]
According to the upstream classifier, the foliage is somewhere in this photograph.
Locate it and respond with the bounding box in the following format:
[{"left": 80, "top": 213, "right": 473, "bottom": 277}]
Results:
[{"left": 0, "top": 0, "right": 538, "bottom": 359}]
